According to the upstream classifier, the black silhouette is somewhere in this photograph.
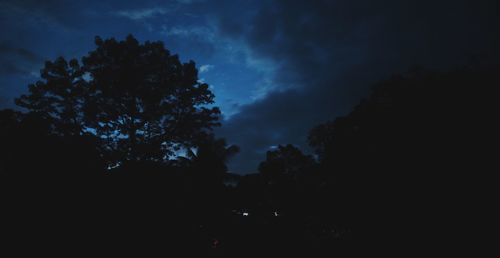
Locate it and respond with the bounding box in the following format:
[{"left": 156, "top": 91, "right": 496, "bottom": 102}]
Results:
[
  {"left": 16, "top": 35, "right": 220, "bottom": 167},
  {"left": 306, "top": 65, "right": 496, "bottom": 254}
]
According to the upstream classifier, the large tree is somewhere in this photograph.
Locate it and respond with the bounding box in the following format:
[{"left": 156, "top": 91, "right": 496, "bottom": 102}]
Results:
[{"left": 16, "top": 35, "right": 221, "bottom": 165}]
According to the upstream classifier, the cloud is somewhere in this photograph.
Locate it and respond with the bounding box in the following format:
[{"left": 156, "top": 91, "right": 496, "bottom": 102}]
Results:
[
  {"left": 114, "top": 8, "right": 170, "bottom": 20},
  {"left": 0, "top": 42, "right": 43, "bottom": 75},
  {"left": 199, "top": 64, "right": 214, "bottom": 73},
  {"left": 176, "top": 0, "right": 206, "bottom": 4},
  {"left": 213, "top": 0, "right": 500, "bottom": 173},
  {"left": 158, "top": 24, "right": 221, "bottom": 59},
  {"left": 0, "top": 0, "right": 85, "bottom": 28},
  {"left": 161, "top": 25, "right": 216, "bottom": 39},
  {"left": 0, "top": 43, "right": 41, "bottom": 63}
]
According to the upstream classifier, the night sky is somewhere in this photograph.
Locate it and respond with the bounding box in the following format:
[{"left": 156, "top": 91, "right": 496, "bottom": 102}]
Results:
[{"left": 1, "top": 0, "right": 499, "bottom": 173}]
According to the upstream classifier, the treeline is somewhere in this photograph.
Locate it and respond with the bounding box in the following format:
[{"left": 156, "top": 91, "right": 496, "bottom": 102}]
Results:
[
  {"left": 232, "top": 64, "right": 496, "bottom": 255},
  {"left": 1, "top": 35, "right": 495, "bottom": 256}
]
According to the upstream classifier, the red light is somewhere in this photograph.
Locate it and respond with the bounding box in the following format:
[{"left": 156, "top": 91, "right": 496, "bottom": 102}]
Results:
[{"left": 212, "top": 238, "right": 220, "bottom": 249}]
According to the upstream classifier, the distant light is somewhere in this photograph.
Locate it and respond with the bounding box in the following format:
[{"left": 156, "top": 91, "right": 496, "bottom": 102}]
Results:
[
  {"left": 274, "top": 211, "right": 279, "bottom": 217},
  {"left": 243, "top": 212, "right": 249, "bottom": 216},
  {"left": 106, "top": 162, "right": 122, "bottom": 170}
]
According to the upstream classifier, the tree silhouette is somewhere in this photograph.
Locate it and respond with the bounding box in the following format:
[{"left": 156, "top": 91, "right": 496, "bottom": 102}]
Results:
[
  {"left": 257, "top": 144, "right": 317, "bottom": 217},
  {"left": 16, "top": 35, "right": 221, "bottom": 166},
  {"left": 258, "top": 144, "right": 316, "bottom": 184},
  {"left": 188, "top": 135, "right": 240, "bottom": 184},
  {"left": 306, "top": 65, "right": 499, "bottom": 252}
]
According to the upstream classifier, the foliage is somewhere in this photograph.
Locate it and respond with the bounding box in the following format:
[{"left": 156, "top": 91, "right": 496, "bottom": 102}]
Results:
[{"left": 15, "top": 35, "right": 221, "bottom": 165}]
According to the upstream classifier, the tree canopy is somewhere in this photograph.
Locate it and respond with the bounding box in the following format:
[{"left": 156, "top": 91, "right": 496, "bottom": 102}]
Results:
[{"left": 16, "top": 35, "right": 221, "bottom": 166}]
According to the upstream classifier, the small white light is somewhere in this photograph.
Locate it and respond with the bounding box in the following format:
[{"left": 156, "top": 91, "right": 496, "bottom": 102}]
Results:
[
  {"left": 274, "top": 211, "right": 279, "bottom": 217},
  {"left": 243, "top": 212, "right": 249, "bottom": 216}
]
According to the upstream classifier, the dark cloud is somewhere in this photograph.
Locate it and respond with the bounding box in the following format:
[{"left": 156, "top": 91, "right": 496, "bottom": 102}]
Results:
[
  {"left": 0, "top": 43, "right": 40, "bottom": 63},
  {"left": 214, "top": 0, "right": 500, "bottom": 173},
  {"left": 0, "top": 42, "right": 43, "bottom": 75},
  {"left": 0, "top": 0, "right": 84, "bottom": 28}
]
